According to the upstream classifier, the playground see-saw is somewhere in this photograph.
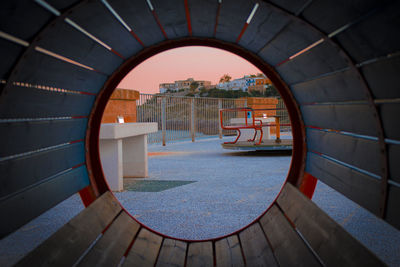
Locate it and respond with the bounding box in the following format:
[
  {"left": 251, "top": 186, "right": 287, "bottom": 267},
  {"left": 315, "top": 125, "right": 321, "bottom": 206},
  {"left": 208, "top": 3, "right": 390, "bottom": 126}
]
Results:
[{"left": 220, "top": 107, "right": 293, "bottom": 151}]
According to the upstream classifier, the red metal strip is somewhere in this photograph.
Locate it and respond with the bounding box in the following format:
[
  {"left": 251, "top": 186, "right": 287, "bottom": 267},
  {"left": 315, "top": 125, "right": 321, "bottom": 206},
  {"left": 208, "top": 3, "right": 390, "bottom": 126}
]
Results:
[
  {"left": 184, "top": 0, "right": 192, "bottom": 36},
  {"left": 299, "top": 172, "right": 318, "bottom": 199},
  {"left": 213, "top": 3, "right": 222, "bottom": 37},
  {"left": 78, "top": 186, "right": 97, "bottom": 207},
  {"left": 275, "top": 57, "right": 291, "bottom": 67},
  {"left": 71, "top": 162, "right": 85, "bottom": 169},
  {"left": 69, "top": 139, "right": 84, "bottom": 144},
  {"left": 236, "top": 23, "right": 249, "bottom": 43},
  {"left": 111, "top": 48, "right": 126, "bottom": 60},
  {"left": 152, "top": 10, "right": 168, "bottom": 39},
  {"left": 130, "top": 30, "right": 145, "bottom": 47},
  {"left": 305, "top": 125, "right": 324, "bottom": 130},
  {"left": 79, "top": 91, "right": 97, "bottom": 96},
  {"left": 71, "top": 115, "right": 88, "bottom": 119}
]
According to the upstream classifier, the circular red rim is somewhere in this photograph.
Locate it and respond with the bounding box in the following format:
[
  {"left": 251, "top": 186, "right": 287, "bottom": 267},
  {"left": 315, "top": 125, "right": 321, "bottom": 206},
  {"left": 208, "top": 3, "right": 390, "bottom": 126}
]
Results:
[{"left": 83, "top": 37, "right": 309, "bottom": 242}]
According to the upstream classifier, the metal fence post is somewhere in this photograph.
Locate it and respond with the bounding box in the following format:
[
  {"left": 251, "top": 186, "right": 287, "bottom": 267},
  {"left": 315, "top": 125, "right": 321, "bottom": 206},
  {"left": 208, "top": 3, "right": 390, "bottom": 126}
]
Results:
[
  {"left": 191, "top": 98, "right": 195, "bottom": 142},
  {"left": 162, "top": 97, "right": 166, "bottom": 146},
  {"left": 218, "top": 99, "right": 222, "bottom": 139}
]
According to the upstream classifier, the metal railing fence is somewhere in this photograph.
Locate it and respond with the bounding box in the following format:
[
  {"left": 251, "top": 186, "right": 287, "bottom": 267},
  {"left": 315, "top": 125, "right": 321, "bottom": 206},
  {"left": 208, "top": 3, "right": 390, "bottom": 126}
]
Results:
[{"left": 136, "top": 94, "right": 289, "bottom": 145}]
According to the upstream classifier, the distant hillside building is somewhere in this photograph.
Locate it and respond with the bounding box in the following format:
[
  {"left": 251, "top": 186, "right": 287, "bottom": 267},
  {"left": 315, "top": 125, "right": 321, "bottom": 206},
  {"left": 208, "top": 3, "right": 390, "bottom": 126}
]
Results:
[
  {"left": 159, "top": 78, "right": 212, "bottom": 93},
  {"left": 217, "top": 74, "right": 272, "bottom": 92},
  {"left": 248, "top": 77, "right": 272, "bottom": 93}
]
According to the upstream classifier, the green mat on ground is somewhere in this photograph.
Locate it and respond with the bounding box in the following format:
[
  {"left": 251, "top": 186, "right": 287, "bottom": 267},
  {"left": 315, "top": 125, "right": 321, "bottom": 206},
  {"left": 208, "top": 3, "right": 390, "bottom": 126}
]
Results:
[{"left": 124, "top": 180, "right": 196, "bottom": 192}]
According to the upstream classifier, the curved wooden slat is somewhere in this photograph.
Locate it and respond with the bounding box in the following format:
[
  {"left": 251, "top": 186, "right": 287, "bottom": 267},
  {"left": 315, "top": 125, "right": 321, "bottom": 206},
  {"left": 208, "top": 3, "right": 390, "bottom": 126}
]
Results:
[
  {"left": 380, "top": 103, "right": 400, "bottom": 140},
  {"left": 186, "top": 241, "right": 214, "bottom": 267},
  {"left": 215, "top": 235, "right": 244, "bottom": 267},
  {"left": 156, "top": 238, "right": 187, "bottom": 267},
  {"left": 335, "top": 2, "right": 400, "bottom": 63},
  {"left": 291, "top": 69, "right": 366, "bottom": 104},
  {"left": 301, "top": 104, "right": 378, "bottom": 137},
  {"left": 214, "top": 0, "right": 254, "bottom": 43},
  {"left": 388, "top": 144, "right": 400, "bottom": 183},
  {"left": 0, "top": 118, "right": 87, "bottom": 157},
  {"left": 0, "top": 39, "right": 24, "bottom": 80},
  {"left": 151, "top": 0, "right": 189, "bottom": 39},
  {"left": 0, "top": 85, "right": 95, "bottom": 118},
  {"left": 0, "top": 0, "right": 53, "bottom": 40},
  {"left": 123, "top": 228, "right": 163, "bottom": 267},
  {"left": 260, "top": 205, "right": 321, "bottom": 267},
  {"left": 78, "top": 211, "right": 140, "bottom": 267},
  {"left": 306, "top": 152, "right": 381, "bottom": 215},
  {"left": 277, "top": 183, "right": 385, "bottom": 266},
  {"left": 36, "top": 20, "right": 123, "bottom": 75},
  {"left": 15, "top": 191, "right": 122, "bottom": 266},
  {"left": 12, "top": 51, "right": 107, "bottom": 94},
  {"left": 239, "top": 223, "right": 278, "bottom": 267},
  {"left": 306, "top": 128, "right": 381, "bottom": 176},
  {"left": 301, "top": 0, "right": 381, "bottom": 34},
  {"left": 268, "top": 0, "right": 311, "bottom": 15},
  {"left": 0, "top": 142, "right": 85, "bottom": 198},
  {"left": 361, "top": 55, "right": 400, "bottom": 99},
  {"left": 276, "top": 41, "right": 349, "bottom": 85},
  {"left": 67, "top": 0, "right": 142, "bottom": 59},
  {"left": 0, "top": 165, "right": 90, "bottom": 238},
  {"left": 386, "top": 184, "right": 400, "bottom": 229},
  {"left": 106, "top": 0, "right": 165, "bottom": 46},
  {"left": 238, "top": 3, "right": 291, "bottom": 53},
  {"left": 258, "top": 20, "right": 322, "bottom": 66},
  {"left": 189, "top": 0, "right": 219, "bottom": 37}
]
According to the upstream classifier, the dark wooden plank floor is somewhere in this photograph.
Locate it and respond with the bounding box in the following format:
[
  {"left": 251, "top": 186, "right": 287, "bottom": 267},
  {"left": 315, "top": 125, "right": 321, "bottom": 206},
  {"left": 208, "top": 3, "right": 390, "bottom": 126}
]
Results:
[
  {"left": 123, "top": 228, "right": 163, "bottom": 266},
  {"left": 239, "top": 223, "right": 278, "bottom": 267},
  {"left": 186, "top": 241, "right": 214, "bottom": 267},
  {"left": 260, "top": 205, "right": 321, "bottom": 267},
  {"left": 77, "top": 211, "right": 140, "bottom": 266},
  {"left": 156, "top": 238, "right": 187, "bottom": 267},
  {"left": 277, "top": 183, "right": 385, "bottom": 266},
  {"left": 16, "top": 184, "right": 386, "bottom": 267},
  {"left": 215, "top": 235, "right": 244, "bottom": 267},
  {"left": 15, "top": 192, "right": 121, "bottom": 267}
]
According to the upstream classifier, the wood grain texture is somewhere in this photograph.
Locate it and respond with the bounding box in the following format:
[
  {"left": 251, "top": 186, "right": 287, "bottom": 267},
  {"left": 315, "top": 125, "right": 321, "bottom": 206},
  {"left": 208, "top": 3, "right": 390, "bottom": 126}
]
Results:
[
  {"left": 77, "top": 211, "right": 140, "bottom": 266},
  {"left": 239, "top": 223, "right": 278, "bottom": 267},
  {"left": 277, "top": 183, "right": 385, "bottom": 266},
  {"left": 260, "top": 205, "right": 321, "bottom": 267},
  {"left": 155, "top": 238, "right": 187, "bottom": 267},
  {"left": 186, "top": 241, "right": 214, "bottom": 267},
  {"left": 123, "top": 228, "right": 163, "bottom": 267},
  {"left": 215, "top": 235, "right": 244, "bottom": 267},
  {"left": 16, "top": 191, "right": 121, "bottom": 267}
]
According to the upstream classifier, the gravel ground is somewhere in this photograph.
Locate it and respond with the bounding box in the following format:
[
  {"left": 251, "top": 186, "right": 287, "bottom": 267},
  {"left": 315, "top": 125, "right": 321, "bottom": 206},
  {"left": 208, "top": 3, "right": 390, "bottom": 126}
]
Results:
[
  {"left": 1, "top": 137, "right": 399, "bottom": 266},
  {"left": 115, "top": 137, "right": 290, "bottom": 240}
]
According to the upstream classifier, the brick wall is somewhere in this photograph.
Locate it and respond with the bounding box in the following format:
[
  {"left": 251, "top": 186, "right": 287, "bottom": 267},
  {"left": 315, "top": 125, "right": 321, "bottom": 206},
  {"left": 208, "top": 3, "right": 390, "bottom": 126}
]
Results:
[{"left": 101, "top": 89, "right": 140, "bottom": 123}]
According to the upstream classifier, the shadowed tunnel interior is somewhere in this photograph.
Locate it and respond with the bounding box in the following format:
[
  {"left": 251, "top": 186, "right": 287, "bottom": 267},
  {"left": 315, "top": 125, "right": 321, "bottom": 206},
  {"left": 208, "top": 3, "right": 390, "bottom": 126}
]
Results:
[{"left": 0, "top": 0, "right": 399, "bottom": 266}]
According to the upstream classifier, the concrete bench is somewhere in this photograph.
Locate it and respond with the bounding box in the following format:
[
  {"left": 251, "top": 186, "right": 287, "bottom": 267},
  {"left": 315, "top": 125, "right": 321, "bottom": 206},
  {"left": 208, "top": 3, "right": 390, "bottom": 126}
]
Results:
[{"left": 99, "top": 122, "right": 158, "bottom": 191}]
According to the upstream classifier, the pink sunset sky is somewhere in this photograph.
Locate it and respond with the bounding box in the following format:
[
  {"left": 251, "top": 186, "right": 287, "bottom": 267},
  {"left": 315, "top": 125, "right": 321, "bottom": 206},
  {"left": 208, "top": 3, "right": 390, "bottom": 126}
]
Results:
[{"left": 117, "top": 46, "right": 261, "bottom": 94}]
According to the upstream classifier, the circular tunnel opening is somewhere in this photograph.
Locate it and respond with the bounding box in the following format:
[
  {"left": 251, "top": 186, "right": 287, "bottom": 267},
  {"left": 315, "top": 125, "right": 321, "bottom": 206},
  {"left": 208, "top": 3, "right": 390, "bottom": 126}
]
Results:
[{"left": 88, "top": 39, "right": 308, "bottom": 241}]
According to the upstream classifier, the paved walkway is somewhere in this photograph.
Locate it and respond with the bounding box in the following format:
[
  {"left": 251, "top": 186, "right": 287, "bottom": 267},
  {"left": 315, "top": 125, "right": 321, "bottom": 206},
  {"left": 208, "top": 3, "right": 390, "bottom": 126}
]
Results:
[{"left": 1, "top": 137, "right": 399, "bottom": 266}]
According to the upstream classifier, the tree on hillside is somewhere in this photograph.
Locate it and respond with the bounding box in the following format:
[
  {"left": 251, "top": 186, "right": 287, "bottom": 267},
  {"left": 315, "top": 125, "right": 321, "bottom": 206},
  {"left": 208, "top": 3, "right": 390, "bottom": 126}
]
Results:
[
  {"left": 190, "top": 81, "right": 199, "bottom": 91},
  {"left": 219, "top": 74, "right": 232, "bottom": 83}
]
